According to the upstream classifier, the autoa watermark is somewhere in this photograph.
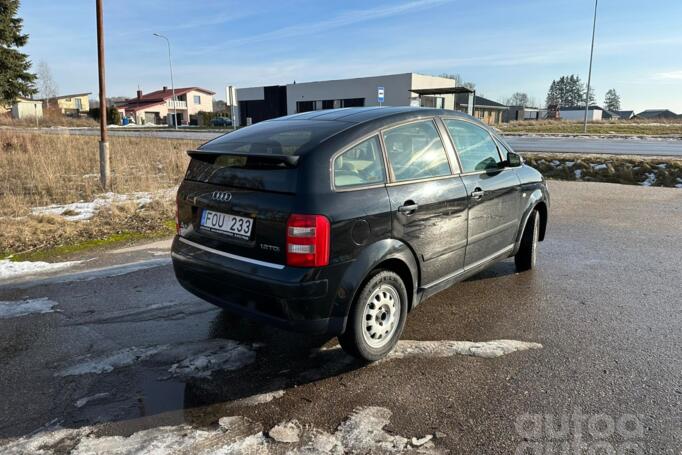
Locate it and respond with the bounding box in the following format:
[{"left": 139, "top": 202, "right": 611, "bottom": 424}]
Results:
[{"left": 514, "top": 408, "right": 645, "bottom": 454}]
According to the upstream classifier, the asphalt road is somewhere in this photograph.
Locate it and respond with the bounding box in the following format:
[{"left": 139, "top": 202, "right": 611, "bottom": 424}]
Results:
[
  {"left": 0, "top": 181, "right": 680, "bottom": 454},
  {"left": 6, "top": 126, "right": 682, "bottom": 157}
]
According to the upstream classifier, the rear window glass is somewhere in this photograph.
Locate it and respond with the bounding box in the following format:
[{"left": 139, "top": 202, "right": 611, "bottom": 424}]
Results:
[
  {"left": 333, "top": 136, "right": 386, "bottom": 188},
  {"left": 200, "top": 120, "right": 347, "bottom": 156}
]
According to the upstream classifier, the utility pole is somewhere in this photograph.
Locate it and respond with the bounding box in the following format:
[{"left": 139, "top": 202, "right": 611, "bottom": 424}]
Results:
[
  {"left": 154, "top": 33, "right": 178, "bottom": 129},
  {"left": 96, "top": 0, "right": 111, "bottom": 189},
  {"left": 583, "top": 0, "right": 598, "bottom": 133}
]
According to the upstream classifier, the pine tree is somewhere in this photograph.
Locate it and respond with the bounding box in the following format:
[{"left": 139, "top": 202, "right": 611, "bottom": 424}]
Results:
[
  {"left": 604, "top": 89, "right": 621, "bottom": 111},
  {"left": 545, "top": 74, "right": 595, "bottom": 108},
  {"left": 0, "top": 0, "right": 36, "bottom": 105}
]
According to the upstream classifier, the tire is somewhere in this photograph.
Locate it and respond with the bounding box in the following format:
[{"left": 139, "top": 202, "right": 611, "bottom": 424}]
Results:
[
  {"left": 515, "top": 209, "right": 540, "bottom": 272},
  {"left": 338, "top": 270, "right": 408, "bottom": 361}
]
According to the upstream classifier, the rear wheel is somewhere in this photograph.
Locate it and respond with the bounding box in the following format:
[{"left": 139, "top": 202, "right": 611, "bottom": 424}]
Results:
[
  {"left": 338, "top": 270, "right": 407, "bottom": 361},
  {"left": 515, "top": 209, "right": 540, "bottom": 272}
]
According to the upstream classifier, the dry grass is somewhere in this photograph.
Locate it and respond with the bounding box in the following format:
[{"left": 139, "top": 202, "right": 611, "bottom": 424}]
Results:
[
  {"left": 0, "top": 110, "right": 99, "bottom": 128},
  {"left": 0, "top": 130, "right": 200, "bottom": 217},
  {"left": 0, "top": 130, "right": 201, "bottom": 256},
  {"left": 499, "top": 119, "right": 682, "bottom": 135}
]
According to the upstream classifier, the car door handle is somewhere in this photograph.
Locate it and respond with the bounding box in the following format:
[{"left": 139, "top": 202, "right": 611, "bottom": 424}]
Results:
[
  {"left": 398, "top": 203, "right": 419, "bottom": 214},
  {"left": 471, "top": 189, "right": 485, "bottom": 200}
]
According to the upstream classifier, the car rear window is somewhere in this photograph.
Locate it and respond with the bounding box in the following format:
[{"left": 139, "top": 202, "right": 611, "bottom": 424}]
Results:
[{"left": 200, "top": 120, "right": 348, "bottom": 156}]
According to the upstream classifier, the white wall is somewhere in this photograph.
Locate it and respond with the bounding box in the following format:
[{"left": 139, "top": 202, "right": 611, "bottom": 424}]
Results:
[
  {"left": 11, "top": 100, "right": 43, "bottom": 119},
  {"left": 560, "top": 109, "right": 602, "bottom": 121}
]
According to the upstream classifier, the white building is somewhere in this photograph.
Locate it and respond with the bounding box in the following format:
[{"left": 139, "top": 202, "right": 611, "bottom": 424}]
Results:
[
  {"left": 559, "top": 106, "right": 603, "bottom": 121},
  {"left": 235, "top": 73, "right": 475, "bottom": 125},
  {"left": 10, "top": 97, "right": 43, "bottom": 120}
]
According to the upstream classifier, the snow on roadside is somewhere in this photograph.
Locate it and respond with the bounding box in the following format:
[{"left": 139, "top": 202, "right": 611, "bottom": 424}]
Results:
[
  {"left": 0, "top": 297, "right": 58, "bottom": 319},
  {"left": 2, "top": 406, "right": 443, "bottom": 454},
  {"left": 30, "top": 191, "right": 159, "bottom": 221},
  {"left": 0, "top": 259, "right": 81, "bottom": 280},
  {"left": 387, "top": 339, "right": 543, "bottom": 360}
]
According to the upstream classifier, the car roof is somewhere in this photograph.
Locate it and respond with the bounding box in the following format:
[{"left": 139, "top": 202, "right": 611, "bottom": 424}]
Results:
[{"left": 269, "top": 106, "right": 467, "bottom": 124}]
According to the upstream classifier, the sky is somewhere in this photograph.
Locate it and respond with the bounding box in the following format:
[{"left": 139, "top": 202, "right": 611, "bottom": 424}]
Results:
[{"left": 17, "top": 0, "right": 682, "bottom": 113}]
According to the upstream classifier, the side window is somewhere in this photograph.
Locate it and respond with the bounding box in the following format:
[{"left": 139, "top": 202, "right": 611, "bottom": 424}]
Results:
[
  {"left": 333, "top": 136, "right": 386, "bottom": 188},
  {"left": 382, "top": 120, "right": 451, "bottom": 182},
  {"left": 443, "top": 119, "right": 502, "bottom": 172}
]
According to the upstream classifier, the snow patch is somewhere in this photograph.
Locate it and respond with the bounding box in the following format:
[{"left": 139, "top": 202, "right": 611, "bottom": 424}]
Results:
[
  {"left": 591, "top": 163, "right": 607, "bottom": 171},
  {"left": 641, "top": 172, "right": 656, "bottom": 186},
  {"left": 30, "top": 189, "right": 174, "bottom": 222},
  {"left": 57, "top": 345, "right": 170, "bottom": 376},
  {"left": 387, "top": 339, "right": 543, "bottom": 360},
  {"left": 0, "top": 259, "right": 81, "bottom": 280},
  {"left": 232, "top": 389, "right": 285, "bottom": 406},
  {"left": 56, "top": 339, "right": 258, "bottom": 378},
  {"left": 0, "top": 297, "right": 58, "bottom": 319},
  {"left": 74, "top": 392, "right": 110, "bottom": 408},
  {"left": 2, "top": 407, "right": 442, "bottom": 454}
]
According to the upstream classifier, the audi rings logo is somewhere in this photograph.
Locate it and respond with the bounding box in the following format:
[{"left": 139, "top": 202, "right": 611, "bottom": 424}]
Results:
[{"left": 211, "top": 191, "right": 232, "bottom": 202}]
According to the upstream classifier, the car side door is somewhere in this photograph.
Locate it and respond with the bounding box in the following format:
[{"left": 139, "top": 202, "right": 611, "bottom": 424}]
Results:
[
  {"left": 441, "top": 118, "right": 523, "bottom": 267},
  {"left": 382, "top": 119, "right": 469, "bottom": 285}
]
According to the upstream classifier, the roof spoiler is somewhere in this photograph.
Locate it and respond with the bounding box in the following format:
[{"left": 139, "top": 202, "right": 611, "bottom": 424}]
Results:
[{"left": 187, "top": 150, "right": 300, "bottom": 167}]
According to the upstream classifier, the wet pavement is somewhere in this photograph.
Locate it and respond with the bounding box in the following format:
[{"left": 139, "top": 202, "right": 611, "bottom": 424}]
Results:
[{"left": 0, "top": 181, "right": 680, "bottom": 454}]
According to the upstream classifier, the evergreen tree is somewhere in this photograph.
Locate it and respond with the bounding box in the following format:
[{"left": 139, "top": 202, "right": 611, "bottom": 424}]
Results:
[
  {"left": 545, "top": 74, "right": 595, "bottom": 107},
  {"left": 604, "top": 89, "right": 621, "bottom": 111},
  {"left": 0, "top": 0, "right": 36, "bottom": 105}
]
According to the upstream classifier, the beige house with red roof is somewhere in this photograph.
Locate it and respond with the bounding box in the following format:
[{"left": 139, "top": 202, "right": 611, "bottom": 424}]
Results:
[{"left": 117, "top": 86, "right": 215, "bottom": 125}]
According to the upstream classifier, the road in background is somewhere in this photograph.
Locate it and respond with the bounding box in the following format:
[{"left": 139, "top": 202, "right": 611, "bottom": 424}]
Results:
[
  {"left": 5, "top": 126, "right": 682, "bottom": 156},
  {"left": 1, "top": 181, "right": 680, "bottom": 453}
]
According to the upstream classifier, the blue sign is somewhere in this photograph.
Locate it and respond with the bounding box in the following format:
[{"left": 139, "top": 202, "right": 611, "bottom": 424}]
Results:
[{"left": 377, "top": 86, "right": 385, "bottom": 104}]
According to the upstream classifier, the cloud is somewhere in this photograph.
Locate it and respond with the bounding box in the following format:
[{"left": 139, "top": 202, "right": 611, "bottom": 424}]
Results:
[
  {"left": 194, "top": 0, "right": 453, "bottom": 54},
  {"left": 652, "top": 70, "right": 682, "bottom": 80}
]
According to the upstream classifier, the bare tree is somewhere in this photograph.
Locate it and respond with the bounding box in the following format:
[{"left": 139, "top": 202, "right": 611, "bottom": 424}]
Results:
[
  {"left": 438, "top": 73, "right": 476, "bottom": 90},
  {"left": 36, "top": 60, "right": 58, "bottom": 107}
]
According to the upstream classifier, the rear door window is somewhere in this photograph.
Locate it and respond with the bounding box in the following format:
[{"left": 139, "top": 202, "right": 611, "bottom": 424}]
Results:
[
  {"left": 333, "top": 136, "right": 386, "bottom": 188},
  {"left": 382, "top": 120, "right": 451, "bottom": 182},
  {"left": 443, "top": 119, "right": 502, "bottom": 172}
]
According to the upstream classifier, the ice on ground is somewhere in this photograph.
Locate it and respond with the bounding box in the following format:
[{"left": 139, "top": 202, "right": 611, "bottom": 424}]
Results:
[
  {"left": 591, "top": 163, "right": 608, "bottom": 171},
  {"left": 0, "top": 297, "right": 58, "bottom": 319},
  {"left": 641, "top": 172, "right": 656, "bottom": 187},
  {"left": 164, "top": 339, "right": 258, "bottom": 378},
  {"left": 74, "top": 392, "right": 110, "bottom": 408},
  {"left": 574, "top": 169, "right": 583, "bottom": 179},
  {"left": 0, "top": 259, "right": 81, "bottom": 280},
  {"left": 56, "top": 339, "right": 258, "bottom": 378},
  {"left": 30, "top": 189, "right": 174, "bottom": 221},
  {"left": 387, "top": 339, "right": 543, "bottom": 360},
  {"left": 57, "top": 345, "right": 170, "bottom": 376},
  {"left": 2, "top": 406, "right": 443, "bottom": 454},
  {"left": 232, "top": 389, "right": 285, "bottom": 406}
]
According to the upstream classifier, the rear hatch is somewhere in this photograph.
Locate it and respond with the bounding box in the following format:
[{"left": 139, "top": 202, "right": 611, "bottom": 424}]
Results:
[{"left": 178, "top": 151, "right": 299, "bottom": 266}]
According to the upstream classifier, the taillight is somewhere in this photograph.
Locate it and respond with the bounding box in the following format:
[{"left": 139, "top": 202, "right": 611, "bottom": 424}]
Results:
[
  {"left": 286, "top": 214, "right": 330, "bottom": 267},
  {"left": 175, "top": 195, "right": 180, "bottom": 235}
]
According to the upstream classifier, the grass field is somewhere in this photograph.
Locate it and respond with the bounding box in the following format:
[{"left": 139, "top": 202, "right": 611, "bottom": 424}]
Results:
[
  {"left": 0, "top": 131, "right": 201, "bottom": 257},
  {"left": 498, "top": 119, "right": 682, "bottom": 135}
]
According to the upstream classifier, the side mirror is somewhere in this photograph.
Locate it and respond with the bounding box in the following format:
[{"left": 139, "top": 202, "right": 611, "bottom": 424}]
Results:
[{"left": 506, "top": 151, "right": 523, "bottom": 167}]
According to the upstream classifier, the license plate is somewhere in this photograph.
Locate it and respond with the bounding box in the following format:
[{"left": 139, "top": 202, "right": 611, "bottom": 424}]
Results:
[{"left": 200, "top": 210, "right": 253, "bottom": 240}]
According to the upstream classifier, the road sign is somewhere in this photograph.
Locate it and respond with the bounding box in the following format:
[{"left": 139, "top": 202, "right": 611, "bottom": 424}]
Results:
[{"left": 377, "top": 86, "right": 385, "bottom": 105}]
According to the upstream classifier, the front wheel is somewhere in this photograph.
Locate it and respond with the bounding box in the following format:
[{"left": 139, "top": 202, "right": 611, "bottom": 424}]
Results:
[
  {"left": 338, "top": 271, "right": 408, "bottom": 361},
  {"left": 515, "top": 209, "right": 540, "bottom": 272}
]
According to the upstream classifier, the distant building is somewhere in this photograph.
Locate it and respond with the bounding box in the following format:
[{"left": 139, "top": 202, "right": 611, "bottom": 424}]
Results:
[
  {"left": 559, "top": 106, "right": 603, "bottom": 121},
  {"left": 10, "top": 97, "right": 43, "bottom": 120},
  {"left": 235, "top": 73, "right": 476, "bottom": 126},
  {"left": 636, "top": 109, "right": 677, "bottom": 120},
  {"left": 601, "top": 110, "right": 620, "bottom": 120},
  {"left": 615, "top": 110, "right": 636, "bottom": 120},
  {"left": 43, "top": 93, "right": 91, "bottom": 116},
  {"left": 503, "top": 106, "right": 542, "bottom": 122},
  {"left": 116, "top": 86, "right": 215, "bottom": 125},
  {"left": 454, "top": 95, "right": 508, "bottom": 125}
]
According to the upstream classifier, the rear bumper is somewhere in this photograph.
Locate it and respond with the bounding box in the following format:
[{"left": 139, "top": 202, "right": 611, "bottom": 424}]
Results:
[{"left": 171, "top": 236, "right": 347, "bottom": 335}]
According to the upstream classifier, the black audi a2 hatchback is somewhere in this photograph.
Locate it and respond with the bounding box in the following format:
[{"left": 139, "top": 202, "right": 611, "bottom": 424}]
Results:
[{"left": 172, "top": 107, "right": 549, "bottom": 361}]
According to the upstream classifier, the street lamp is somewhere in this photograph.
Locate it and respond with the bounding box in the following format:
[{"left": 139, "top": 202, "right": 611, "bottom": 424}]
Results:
[
  {"left": 583, "top": 0, "right": 598, "bottom": 133},
  {"left": 153, "top": 33, "right": 178, "bottom": 129}
]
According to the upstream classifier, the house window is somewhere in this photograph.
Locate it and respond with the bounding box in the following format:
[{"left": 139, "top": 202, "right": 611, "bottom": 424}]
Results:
[
  {"left": 322, "top": 100, "right": 335, "bottom": 109},
  {"left": 65, "top": 98, "right": 71, "bottom": 102},
  {"left": 194, "top": 95, "right": 201, "bottom": 104}
]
